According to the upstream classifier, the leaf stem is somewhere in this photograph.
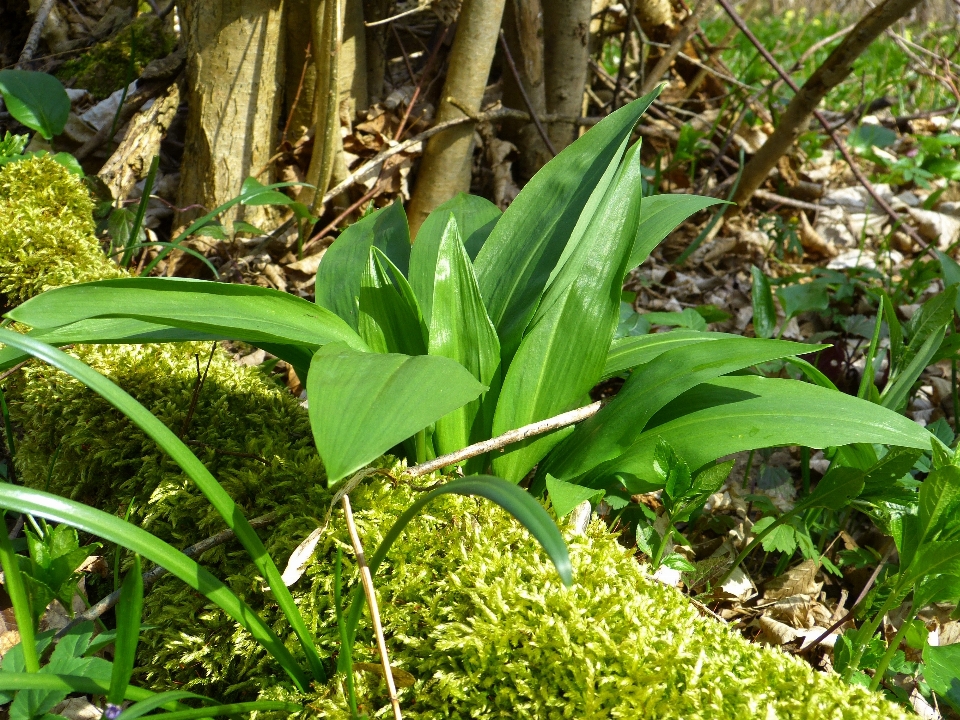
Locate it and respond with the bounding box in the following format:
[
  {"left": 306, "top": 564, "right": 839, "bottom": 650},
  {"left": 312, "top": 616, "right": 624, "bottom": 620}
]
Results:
[
  {"left": 869, "top": 612, "right": 913, "bottom": 692},
  {"left": 0, "top": 513, "right": 39, "bottom": 672}
]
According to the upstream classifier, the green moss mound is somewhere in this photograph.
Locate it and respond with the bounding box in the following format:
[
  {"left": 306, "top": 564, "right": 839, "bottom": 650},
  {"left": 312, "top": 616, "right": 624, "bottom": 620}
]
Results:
[
  {"left": 143, "top": 477, "right": 910, "bottom": 719},
  {"left": 0, "top": 155, "right": 123, "bottom": 307},
  {"left": 57, "top": 14, "right": 176, "bottom": 100}
]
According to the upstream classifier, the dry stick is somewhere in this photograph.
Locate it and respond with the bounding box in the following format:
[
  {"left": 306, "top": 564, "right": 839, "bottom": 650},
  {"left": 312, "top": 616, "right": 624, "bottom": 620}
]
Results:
[
  {"left": 74, "top": 80, "right": 172, "bottom": 161},
  {"left": 407, "top": 401, "right": 603, "bottom": 478},
  {"left": 394, "top": 25, "right": 451, "bottom": 142},
  {"left": 342, "top": 494, "right": 402, "bottom": 720},
  {"left": 498, "top": 30, "right": 558, "bottom": 157},
  {"left": 752, "top": 188, "right": 823, "bottom": 212},
  {"left": 17, "top": 0, "right": 57, "bottom": 66},
  {"left": 54, "top": 512, "right": 278, "bottom": 640},
  {"left": 178, "top": 343, "right": 216, "bottom": 439},
  {"left": 612, "top": 0, "right": 638, "bottom": 108},
  {"left": 716, "top": 0, "right": 936, "bottom": 260},
  {"left": 639, "top": 0, "right": 713, "bottom": 96},
  {"left": 0, "top": 362, "right": 29, "bottom": 385}
]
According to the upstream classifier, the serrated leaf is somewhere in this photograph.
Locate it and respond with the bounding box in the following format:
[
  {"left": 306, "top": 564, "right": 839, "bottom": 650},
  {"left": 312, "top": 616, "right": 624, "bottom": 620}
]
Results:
[{"left": 919, "top": 465, "right": 960, "bottom": 542}]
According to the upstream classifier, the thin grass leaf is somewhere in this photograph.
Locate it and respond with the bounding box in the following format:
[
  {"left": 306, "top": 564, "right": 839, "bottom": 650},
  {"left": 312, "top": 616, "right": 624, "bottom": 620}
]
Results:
[
  {"left": 108, "top": 555, "right": 143, "bottom": 707},
  {"left": 0, "top": 329, "right": 323, "bottom": 687},
  {"left": 118, "top": 691, "right": 216, "bottom": 720}
]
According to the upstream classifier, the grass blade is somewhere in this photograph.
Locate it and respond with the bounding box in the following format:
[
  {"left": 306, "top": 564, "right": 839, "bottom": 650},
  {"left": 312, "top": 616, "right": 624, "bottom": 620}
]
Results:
[{"left": 108, "top": 555, "right": 143, "bottom": 708}]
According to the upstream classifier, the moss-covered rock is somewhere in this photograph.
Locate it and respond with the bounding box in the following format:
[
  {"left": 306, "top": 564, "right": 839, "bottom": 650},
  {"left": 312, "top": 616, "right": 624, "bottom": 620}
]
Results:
[
  {"left": 56, "top": 14, "right": 176, "bottom": 100},
  {"left": 0, "top": 155, "right": 123, "bottom": 307}
]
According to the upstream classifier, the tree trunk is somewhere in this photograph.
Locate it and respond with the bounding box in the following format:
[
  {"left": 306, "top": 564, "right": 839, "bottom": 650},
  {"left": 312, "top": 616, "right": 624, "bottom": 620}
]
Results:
[
  {"left": 500, "top": 0, "right": 549, "bottom": 179},
  {"left": 733, "top": 0, "right": 926, "bottom": 207},
  {"left": 341, "top": 0, "right": 368, "bottom": 121},
  {"left": 542, "top": 0, "right": 590, "bottom": 152},
  {"left": 362, "top": 0, "right": 391, "bottom": 104},
  {"left": 177, "top": 0, "right": 286, "bottom": 226},
  {"left": 284, "top": 0, "right": 317, "bottom": 141},
  {"left": 407, "top": 0, "right": 508, "bottom": 238}
]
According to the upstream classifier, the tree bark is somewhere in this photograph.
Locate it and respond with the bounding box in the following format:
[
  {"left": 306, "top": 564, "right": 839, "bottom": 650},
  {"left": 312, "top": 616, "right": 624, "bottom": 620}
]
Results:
[
  {"left": 284, "top": 0, "right": 317, "bottom": 141},
  {"left": 177, "top": 0, "right": 286, "bottom": 227},
  {"left": 733, "top": 0, "right": 926, "bottom": 207},
  {"left": 542, "top": 0, "right": 591, "bottom": 152},
  {"left": 500, "top": 0, "right": 549, "bottom": 179},
  {"left": 341, "top": 0, "right": 368, "bottom": 121},
  {"left": 406, "top": 0, "right": 508, "bottom": 238}
]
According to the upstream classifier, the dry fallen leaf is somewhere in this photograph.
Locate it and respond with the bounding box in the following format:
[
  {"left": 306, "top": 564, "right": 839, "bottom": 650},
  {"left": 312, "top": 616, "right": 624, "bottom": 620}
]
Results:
[
  {"left": 759, "top": 615, "right": 799, "bottom": 646},
  {"left": 280, "top": 527, "right": 324, "bottom": 587},
  {"left": 763, "top": 560, "right": 821, "bottom": 602}
]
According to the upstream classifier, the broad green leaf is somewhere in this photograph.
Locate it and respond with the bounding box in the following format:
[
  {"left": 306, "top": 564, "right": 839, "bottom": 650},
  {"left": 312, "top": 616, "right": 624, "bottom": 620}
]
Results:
[
  {"left": 491, "top": 142, "right": 645, "bottom": 481},
  {"left": 474, "top": 90, "right": 659, "bottom": 361},
  {"left": 881, "top": 326, "right": 946, "bottom": 412},
  {"left": 924, "top": 636, "right": 960, "bottom": 712},
  {"left": 903, "top": 284, "right": 957, "bottom": 367},
  {"left": 602, "top": 329, "right": 737, "bottom": 378},
  {"left": 938, "top": 250, "right": 960, "bottom": 314},
  {"left": 592, "top": 375, "right": 934, "bottom": 486},
  {"left": 315, "top": 202, "right": 411, "bottom": 330},
  {"left": 859, "top": 447, "right": 923, "bottom": 503},
  {"left": 776, "top": 280, "right": 830, "bottom": 320},
  {"left": 919, "top": 465, "right": 960, "bottom": 542},
  {"left": 307, "top": 344, "right": 485, "bottom": 484},
  {"left": 358, "top": 247, "right": 426, "bottom": 355},
  {"left": 0, "top": 329, "right": 321, "bottom": 687},
  {"left": 0, "top": 485, "right": 307, "bottom": 690},
  {"left": 7, "top": 279, "right": 367, "bottom": 357},
  {"left": 750, "top": 266, "right": 777, "bottom": 339},
  {"left": 0, "top": 70, "right": 70, "bottom": 140},
  {"left": 416, "top": 215, "right": 501, "bottom": 460},
  {"left": 914, "top": 574, "right": 960, "bottom": 611},
  {"left": 411, "top": 193, "right": 501, "bottom": 285},
  {"left": 795, "top": 466, "right": 865, "bottom": 512},
  {"left": 545, "top": 475, "right": 600, "bottom": 519},
  {"left": 642, "top": 309, "right": 707, "bottom": 330},
  {"left": 903, "top": 540, "right": 960, "bottom": 586},
  {"left": 108, "top": 555, "right": 143, "bottom": 706},
  {"left": 625, "top": 194, "right": 725, "bottom": 274},
  {"left": 544, "top": 338, "right": 813, "bottom": 482}
]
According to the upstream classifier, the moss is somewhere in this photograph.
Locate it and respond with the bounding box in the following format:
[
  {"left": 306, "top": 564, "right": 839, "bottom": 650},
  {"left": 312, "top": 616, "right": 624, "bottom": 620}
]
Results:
[
  {"left": 133, "top": 472, "right": 911, "bottom": 719},
  {"left": 0, "top": 155, "right": 123, "bottom": 307},
  {"left": 56, "top": 14, "right": 176, "bottom": 100}
]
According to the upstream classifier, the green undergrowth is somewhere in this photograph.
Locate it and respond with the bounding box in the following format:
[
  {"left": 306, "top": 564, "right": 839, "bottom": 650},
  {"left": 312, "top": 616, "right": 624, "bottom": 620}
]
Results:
[
  {"left": 56, "top": 14, "right": 176, "bottom": 100},
  {"left": 0, "top": 155, "right": 122, "bottom": 307}
]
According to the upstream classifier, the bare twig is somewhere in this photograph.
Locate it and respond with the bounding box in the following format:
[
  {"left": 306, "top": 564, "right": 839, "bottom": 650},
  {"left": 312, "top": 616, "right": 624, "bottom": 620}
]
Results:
[
  {"left": 342, "top": 495, "right": 402, "bottom": 720},
  {"left": 17, "top": 0, "right": 57, "bottom": 67},
  {"left": 54, "top": 512, "right": 278, "bottom": 639},
  {"left": 716, "top": 0, "right": 935, "bottom": 259},
  {"left": 612, "top": 0, "right": 638, "bottom": 107},
  {"left": 639, "top": 0, "right": 713, "bottom": 96},
  {"left": 0, "top": 362, "right": 29, "bottom": 385},
  {"left": 752, "top": 189, "right": 822, "bottom": 212},
  {"left": 364, "top": 3, "right": 428, "bottom": 27},
  {"left": 407, "top": 401, "right": 603, "bottom": 478},
  {"left": 498, "top": 30, "right": 557, "bottom": 157},
  {"left": 179, "top": 343, "right": 216, "bottom": 439}
]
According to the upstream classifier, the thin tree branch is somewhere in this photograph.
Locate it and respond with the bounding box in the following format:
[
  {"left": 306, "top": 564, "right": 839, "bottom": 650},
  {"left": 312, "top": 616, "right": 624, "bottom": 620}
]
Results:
[
  {"left": 498, "top": 30, "right": 557, "bottom": 157},
  {"left": 342, "top": 494, "right": 402, "bottom": 720},
  {"left": 716, "top": 0, "right": 935, "bottom": 259},
  {"left": 639, "top": 0, "right": 713, "bottom": 96},
  {"left": 17, "top": 0, "right": 57, "bottom": 67},
  {"left": 407, "top": 401, "right": 603, "bottom": 478}
]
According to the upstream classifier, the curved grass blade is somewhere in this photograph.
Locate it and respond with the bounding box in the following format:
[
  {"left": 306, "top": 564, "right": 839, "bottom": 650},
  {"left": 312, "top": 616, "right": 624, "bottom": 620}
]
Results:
[
  {"left": 0, "top": 673, "right": 162, "bottom": 703},
  {"left": 118, "top": 691, "right": 216, "bottom": 720},
  {"left": 0, "top": 485, "right": 308, "bottom": 689},
  {"left": 108, "top": 555, "right": 143, "bottom": 707},
  {"left": 131, "top": 701, "right": 303, "bottom": 720},
  {"left": 0, "top": 329, "right": 324, "bottom": 686},
  {"left": 595, "top": 375, "right": 936, "bottom": 486}
]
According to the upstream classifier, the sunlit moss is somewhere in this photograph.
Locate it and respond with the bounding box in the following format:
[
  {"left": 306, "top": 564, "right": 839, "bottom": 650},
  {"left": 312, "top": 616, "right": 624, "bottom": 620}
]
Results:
[
  {"left": 56, "top": 14, "right": 176, "bottom": 100},
  {"left": 0, "top": 155, "right": 122, "bottom": 307}
]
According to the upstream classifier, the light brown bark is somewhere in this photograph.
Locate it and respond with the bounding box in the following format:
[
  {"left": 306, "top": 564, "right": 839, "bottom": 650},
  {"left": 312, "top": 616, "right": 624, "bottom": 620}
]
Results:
[
  {"left": 733, "top": 0, "right": 926, "bottom": 207},
  {"left": 341, "top": 0, "right": 368, "bottom": 120},
  {"left": 406, "top": 0, "right": 508, "bottom": 238},
  {"left": 501, "top": 0, "right": 549, "bottom": 178},
  {"left": 177, "top": 0, "right": 286, "bottom": 226},
  {"left": 542, "top": 0, "right": 591, "bottom": 151}
]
